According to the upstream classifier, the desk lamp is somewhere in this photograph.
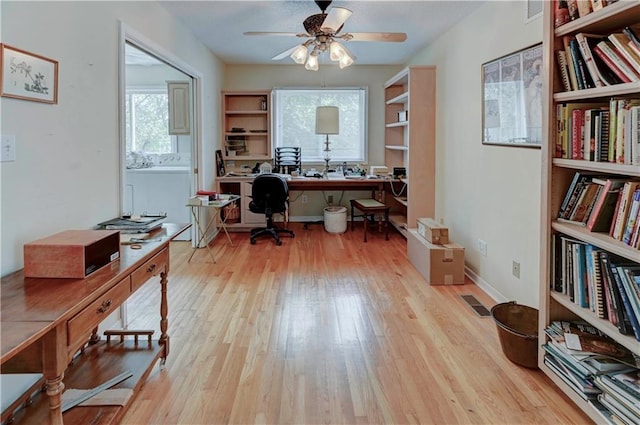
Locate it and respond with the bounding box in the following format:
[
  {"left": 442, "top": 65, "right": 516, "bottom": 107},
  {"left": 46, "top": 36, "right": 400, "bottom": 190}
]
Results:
[{"left": 315, "top": 106, "right": 339, "bottom": 178}]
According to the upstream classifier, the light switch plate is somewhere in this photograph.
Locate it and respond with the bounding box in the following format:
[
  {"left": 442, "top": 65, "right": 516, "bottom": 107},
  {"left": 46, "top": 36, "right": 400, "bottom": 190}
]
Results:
[{"left": 1, "top": 135, "right": 16, "bottom": 162}]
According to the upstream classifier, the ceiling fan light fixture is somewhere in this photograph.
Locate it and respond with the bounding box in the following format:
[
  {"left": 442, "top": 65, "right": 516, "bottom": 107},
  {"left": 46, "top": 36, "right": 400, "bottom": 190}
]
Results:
[
  {"left": 290, "top": 44, "right": 308, "bottom": 64},
  {"left": 329, "top": 41, "right": 345, "bottom": 61},
  {"left": 305, "top": 53, "right": 319, "bottom": 71},
  {"left": 338, "top": 51, "right": 354, "bottom": 69}
]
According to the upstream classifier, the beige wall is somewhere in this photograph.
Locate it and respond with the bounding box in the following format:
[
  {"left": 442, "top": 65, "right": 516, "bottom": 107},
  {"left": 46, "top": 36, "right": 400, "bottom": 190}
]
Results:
[
  {"left": 0, "top": 1, "right": 224, "bottom": 274},
  {"left": 224, "top": 64, "right": 399, "bottom": 218},
  {"left": 407, "top": 1, "right": 543, "bottom": 305}
]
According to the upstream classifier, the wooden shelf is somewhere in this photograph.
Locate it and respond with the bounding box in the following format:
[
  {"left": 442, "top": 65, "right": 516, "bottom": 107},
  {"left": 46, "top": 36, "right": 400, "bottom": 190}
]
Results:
[
  {"left": 222, "top": 91, "right": 271, "bottom": 160},
  {"left": 7, "top": 340, "right": 164, "bottom": 424},
  {"left": 388, "top": 214, "right": 408, "bottom": 238},
  {"left": 383, "top": 66, "right": 436, "bottom": 234},
  {"left": 386, "top": 92, "right": 408, "bottom": 105},
  {"left": 540, "top": 0, "right": 640, "bottom": 421}
]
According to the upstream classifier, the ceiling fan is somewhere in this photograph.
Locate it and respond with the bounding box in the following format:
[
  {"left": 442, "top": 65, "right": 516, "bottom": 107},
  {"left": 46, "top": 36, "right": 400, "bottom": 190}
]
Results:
[{"left": 244, "top": 0, "right": 407, "bottom": 71}]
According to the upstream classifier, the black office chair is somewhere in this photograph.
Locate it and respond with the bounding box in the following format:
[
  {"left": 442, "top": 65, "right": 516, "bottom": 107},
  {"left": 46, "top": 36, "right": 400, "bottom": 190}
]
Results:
[{"left": 249, "top": 173, "right": 295, "bottom": 245}]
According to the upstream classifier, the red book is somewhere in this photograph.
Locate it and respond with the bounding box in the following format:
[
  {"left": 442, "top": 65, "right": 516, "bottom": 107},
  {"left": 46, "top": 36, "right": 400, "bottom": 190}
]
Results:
[
  {"left": 571, "top": 108, "right": 584, "bottom": 159},
  {"left": 586, "top": 178, "right": 628, "bottom": 231},
  {"left": 592, "top": 44, "right": 633, "bottom": 83}
]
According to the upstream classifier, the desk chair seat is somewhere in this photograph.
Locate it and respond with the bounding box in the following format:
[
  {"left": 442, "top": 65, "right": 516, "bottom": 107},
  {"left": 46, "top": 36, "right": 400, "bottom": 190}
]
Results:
[{"left": 249, "top": 174, "right": 295, "bottom": 246}]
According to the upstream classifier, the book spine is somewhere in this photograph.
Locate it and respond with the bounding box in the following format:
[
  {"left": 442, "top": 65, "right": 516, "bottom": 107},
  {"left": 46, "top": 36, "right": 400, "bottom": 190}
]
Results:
[
  {"left": 609, "top": 98, "right": 618, "bottom": 162},
  {"left": 632, "top": 106, "right": 640, "bottom": 166},
  {"left": 572, "top": 108, "right": 584, "bottom": 159},
  {"left": 576, "top": 33, "right": 604, "bottom": 87},
  {"left": 564, "top": 36, "right": 580, "bottom": 93},
  {"left": 598, "top": 40, "right": 639, "bottom": 82},
  {"left": 598, "top": 110, "right": 610, "bottom": 162},
  {"left": 622, "top": 189, "right": 640, "bottom": 245},
  {"left": 556, "top": 50, "right": 573, "bottom": 91},
  {"left": 609, "top": 261, "right": 640, "bottom": 341},
  {"left": 608, "top": 33, "right": 640, "bottom": 76},
  {"left": 592, "top": 44, "right": 632, "bottom": 83},
  {"left": 569, "top": 38, "right": 587, "bottom": 90},
  {"left": 623, "top": 27, "right": 640, "bottom": 51}
]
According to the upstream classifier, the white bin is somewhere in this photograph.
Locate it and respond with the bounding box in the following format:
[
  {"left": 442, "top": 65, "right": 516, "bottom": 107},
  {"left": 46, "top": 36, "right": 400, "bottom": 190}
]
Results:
[{"left": 324, "top": 206, "right": 347, "bottom": 233}]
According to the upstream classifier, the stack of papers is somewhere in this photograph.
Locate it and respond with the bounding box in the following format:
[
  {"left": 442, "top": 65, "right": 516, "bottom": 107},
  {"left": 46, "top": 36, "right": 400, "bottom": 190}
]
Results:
[{"left": 96, "top": 215, "right": 166, "bottom": 233}]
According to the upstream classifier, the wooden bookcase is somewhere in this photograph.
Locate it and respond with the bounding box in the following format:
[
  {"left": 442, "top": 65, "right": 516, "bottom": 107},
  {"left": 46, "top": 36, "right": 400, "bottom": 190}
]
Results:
[
  {"left": 383, "top": 66, "right": 436, "bottom": 236},
  {"left": 222, "top": 91, "right": 271, "bottom": 161},
  {"left": 539, "top": 1, "right": 640, "bottom": 422}
]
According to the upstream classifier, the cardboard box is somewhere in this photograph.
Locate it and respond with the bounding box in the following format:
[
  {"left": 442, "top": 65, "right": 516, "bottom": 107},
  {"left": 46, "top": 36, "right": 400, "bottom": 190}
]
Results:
[
  {"left": 24, "top": 230, "right": 120, "bottom": 278},
  {"left": 417, "top": 217, "right": 449, "bottom": 245},
  {"left": 407, "top": 229, "right": 464, "bottom": 285}
]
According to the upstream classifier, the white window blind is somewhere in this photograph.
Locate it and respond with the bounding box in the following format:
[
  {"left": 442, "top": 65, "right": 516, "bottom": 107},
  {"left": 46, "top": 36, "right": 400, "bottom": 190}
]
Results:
[{"left": 272, "top": 88, "right": 367, "bottom": 164}]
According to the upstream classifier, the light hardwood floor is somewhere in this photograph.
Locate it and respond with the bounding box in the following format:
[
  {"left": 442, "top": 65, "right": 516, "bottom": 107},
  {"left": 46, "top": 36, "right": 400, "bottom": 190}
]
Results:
[{"left": 121, "top": 223, "right": 591, "bottom": 425}]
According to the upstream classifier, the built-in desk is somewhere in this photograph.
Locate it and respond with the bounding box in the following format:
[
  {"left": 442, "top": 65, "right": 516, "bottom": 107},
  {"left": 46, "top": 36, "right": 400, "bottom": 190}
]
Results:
[
  {"left": 217, "top": 175, "right": 395, "bottom": 230},
  {"left": 1, "top": 223, "right": 190, "bottom": 425}
]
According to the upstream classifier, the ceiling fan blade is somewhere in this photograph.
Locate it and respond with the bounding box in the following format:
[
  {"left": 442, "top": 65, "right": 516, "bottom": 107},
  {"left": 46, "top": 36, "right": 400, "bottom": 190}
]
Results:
[
  {"left": 321, "top": 7, "right": 352, "bottom": 32},
  {"left": 272, "top": 45, "right": 301, "bottom": 61},
  {"left": 244, "top": 31, "right": 308, "bottom": 38},
  {"left": 346, "top": 32, "right": 407, "bottom": 42}
]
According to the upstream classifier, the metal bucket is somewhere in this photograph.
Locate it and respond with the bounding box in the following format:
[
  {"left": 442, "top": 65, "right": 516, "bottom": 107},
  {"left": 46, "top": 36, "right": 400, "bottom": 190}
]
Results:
[{"left": 490, "top": 301, "right": 539, "bottom": 369}]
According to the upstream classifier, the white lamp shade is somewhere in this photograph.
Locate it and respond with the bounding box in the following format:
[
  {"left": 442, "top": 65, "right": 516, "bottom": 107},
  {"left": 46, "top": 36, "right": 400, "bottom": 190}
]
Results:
[
  {"left": 305, "top": 53, "right": 319, "bottom": 71},
  {"left": 290, "top": 45, "right": 308, "bottom": 64},
  {"left": 315, "top": 106, "right": 339, "bottom": 135}
]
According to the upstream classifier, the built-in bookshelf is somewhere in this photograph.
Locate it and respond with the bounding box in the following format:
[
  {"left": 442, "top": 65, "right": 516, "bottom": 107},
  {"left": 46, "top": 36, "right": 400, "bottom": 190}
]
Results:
[
  {"left": 540, "top": 1, "right": 640, "bottom": 423},
  {"left": 222, "top": 91, "right": 271, "bottom": 161},
  {"left": 383, "top": 66, "right": 436, "bottom": 236}
]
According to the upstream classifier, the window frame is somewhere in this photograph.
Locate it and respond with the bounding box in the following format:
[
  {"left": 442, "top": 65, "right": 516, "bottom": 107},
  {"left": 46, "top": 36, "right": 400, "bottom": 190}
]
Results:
[
  {"left": 125, "top": 85, "right": 178, "bottom": 154},
  {"left": 272, "top": 87, "right": 368, "bottom": 165}
]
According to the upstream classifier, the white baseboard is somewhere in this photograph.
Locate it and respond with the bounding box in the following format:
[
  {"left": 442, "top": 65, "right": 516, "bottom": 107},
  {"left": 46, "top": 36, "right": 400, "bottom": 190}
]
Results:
[{"left": 464, "top": 266, "right": 508, "bottom": 303}]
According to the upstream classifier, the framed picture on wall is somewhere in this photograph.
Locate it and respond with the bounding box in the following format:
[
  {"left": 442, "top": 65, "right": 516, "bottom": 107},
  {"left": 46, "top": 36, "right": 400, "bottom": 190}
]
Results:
[
  {"left": 0, "top": 44, "right": 58, "bottom": 104},
  {"left": 481, "top": 43, "right": 542, "bottom": 149},
  {"left": 526, "top": 0, "right": 543, "bottom": 21}
]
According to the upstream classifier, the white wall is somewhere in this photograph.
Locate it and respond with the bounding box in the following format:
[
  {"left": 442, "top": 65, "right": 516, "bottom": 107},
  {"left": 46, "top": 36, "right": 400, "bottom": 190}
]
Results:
[
  {"left": 0, "top": 1, "right": 224, "bottom": 275},
  {"left": 407, "top": 1, "right": 543, "bottom": 306}
]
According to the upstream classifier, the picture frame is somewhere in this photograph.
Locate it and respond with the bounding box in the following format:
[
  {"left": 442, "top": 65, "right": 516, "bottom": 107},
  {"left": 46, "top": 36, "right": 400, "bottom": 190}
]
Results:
[
  {"left": 482, "top": 43, "right": 542, "bottom": 148},
  {"left": 1, "top": 44, "right": 58, "bottom": 104},
  {"left": 526, "top": 0, "right": 543, "bottom": 21}
]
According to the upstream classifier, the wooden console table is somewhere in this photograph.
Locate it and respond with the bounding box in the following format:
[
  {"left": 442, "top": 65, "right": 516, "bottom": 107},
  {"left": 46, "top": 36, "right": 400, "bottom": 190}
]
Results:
[{"left": 0, "top": 223, "right": 190, "bottom": 425}]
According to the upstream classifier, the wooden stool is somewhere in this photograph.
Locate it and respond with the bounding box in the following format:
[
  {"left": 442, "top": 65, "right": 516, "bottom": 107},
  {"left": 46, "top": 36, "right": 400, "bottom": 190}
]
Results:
[{"left": 350, "top": 199, "right": 390, "bottom": 242}]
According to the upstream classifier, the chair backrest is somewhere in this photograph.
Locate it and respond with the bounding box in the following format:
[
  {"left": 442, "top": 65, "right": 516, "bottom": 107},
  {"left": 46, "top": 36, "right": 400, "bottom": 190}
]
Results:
[{"left": 249, "top": 173, "right": 289, "bottom": 214}]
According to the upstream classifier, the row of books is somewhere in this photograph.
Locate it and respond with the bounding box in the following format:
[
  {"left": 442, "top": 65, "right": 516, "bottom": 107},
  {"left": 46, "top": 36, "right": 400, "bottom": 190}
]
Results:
[
  {"left": 558, "top": 173, "right": 640, "bottom": 248},
  {"left": 554, "top": 98, "right": 640, "bottom": 165},
  {"left": 552, "top": 234, "right": 640, "bottom": 340},
  {"left": 554, "top": 0, "right": 619, "bottom": 29},
  {"left": 543, "top": 320, "right": 640, "bottom": 423},
  {"left": 555, "top": 27, "right": 640, "bottom": 92}
]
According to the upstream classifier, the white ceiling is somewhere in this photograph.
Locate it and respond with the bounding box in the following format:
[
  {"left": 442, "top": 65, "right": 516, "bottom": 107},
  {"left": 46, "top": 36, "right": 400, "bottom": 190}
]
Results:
[{"left": 160, "top": 0, "right": 486, "bottom": 66}]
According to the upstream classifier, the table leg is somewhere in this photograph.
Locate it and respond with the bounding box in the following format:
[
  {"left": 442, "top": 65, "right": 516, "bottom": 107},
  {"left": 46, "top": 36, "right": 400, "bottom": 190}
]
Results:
[
  {"left": 42, "top": 323, "right": 66, "bottom": 425},
  {"left": 159, "top": 270, "right": 170, "bottom": 364},
  {"left": 188, "top": 207, "right": 216, "bottom": 263}
]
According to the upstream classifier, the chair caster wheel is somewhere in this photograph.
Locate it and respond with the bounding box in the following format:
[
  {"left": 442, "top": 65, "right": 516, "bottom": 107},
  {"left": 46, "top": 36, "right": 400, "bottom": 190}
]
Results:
[
  {"left": 250, "top": 239, "right": 256, "bottom": 245},
  {"left": 276, "top": 240, "right": 282, "bottom": 246}
]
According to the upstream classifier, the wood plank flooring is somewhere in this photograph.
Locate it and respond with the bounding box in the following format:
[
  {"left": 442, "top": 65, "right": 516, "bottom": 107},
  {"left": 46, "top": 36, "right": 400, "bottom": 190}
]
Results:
[{"left": 121, "top": 223, "right": 591, "bottom": 424}]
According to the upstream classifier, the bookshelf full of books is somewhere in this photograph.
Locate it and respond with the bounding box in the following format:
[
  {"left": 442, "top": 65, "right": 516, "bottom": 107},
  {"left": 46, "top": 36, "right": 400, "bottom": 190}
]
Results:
[{"left": 541, "top": 1, "right": 640, "bottom": 423}]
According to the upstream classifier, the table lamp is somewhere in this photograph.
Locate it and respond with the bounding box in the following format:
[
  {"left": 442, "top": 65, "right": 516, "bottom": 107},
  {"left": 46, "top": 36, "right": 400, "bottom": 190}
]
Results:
[{"left": 315, "top": 106, "right": 339, "bottom": 178}]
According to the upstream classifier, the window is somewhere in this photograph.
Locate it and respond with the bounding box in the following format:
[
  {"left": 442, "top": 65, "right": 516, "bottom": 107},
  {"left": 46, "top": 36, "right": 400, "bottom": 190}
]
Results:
[
  {"left": 125, "top": 87, "right": 176, "bottom": 154},
  {"left": 273, "top": 88, "right": 367, "bottom": 164}
]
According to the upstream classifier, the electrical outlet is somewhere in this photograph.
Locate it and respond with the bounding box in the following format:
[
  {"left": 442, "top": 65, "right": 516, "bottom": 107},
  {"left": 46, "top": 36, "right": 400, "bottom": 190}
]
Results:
[
  {"left": 301, "top": 195, "right": 308, "bottom": 204},
  {"left": 478, "top": 239, "right": 487, "bottom": 257},
  {"left": 512, "top": 261, "right": 520, "bottom": 279},
  {"left": 327, "top": 195, "right": 334, "bottom": 204},
  {"left": 1, "top": 135, "right": 16, "bottom": 162}
]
